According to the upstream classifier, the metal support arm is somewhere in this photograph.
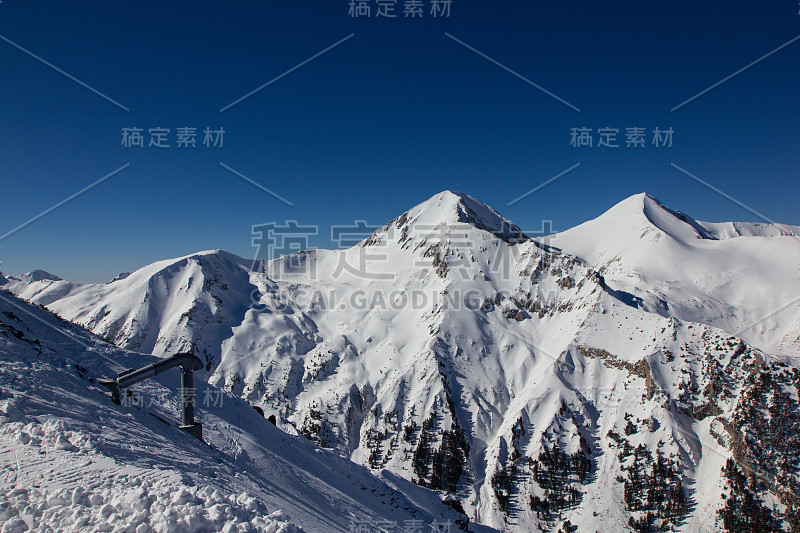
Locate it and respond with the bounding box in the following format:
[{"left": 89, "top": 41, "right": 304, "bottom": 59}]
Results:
[
  {"left": 100, "top": 352, "right": 204, "bottom": 440},
  {"left": 116, "top": 352, "right": 203, "bottom": 389}
]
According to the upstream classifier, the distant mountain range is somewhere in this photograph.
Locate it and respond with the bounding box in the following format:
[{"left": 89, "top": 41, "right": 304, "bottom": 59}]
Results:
[{"left": 5, "top": 190, "right": 800, "bottom": 532}]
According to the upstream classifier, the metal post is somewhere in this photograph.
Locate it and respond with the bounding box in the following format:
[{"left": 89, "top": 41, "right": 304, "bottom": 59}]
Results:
[
  {"left": 179, "top": 365, "right": 202, "bottom": 440},
  {"left": 181, "top": 366, "right": 194, "bottom": 426}
]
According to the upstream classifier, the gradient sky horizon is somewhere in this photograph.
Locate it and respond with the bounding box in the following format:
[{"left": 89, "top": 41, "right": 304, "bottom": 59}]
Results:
[{"left": 1, "top": 0, "right": 798, "bottom": 282}]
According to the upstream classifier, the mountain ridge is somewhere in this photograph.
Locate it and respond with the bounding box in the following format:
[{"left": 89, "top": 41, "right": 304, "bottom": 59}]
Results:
[{"left": 4, "top": 190, "right": 800, "bottom": 531}]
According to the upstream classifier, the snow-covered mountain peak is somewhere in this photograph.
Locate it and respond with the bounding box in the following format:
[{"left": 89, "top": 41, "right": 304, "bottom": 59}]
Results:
[
  {"left": 4, "top": 248, "right": 258, "bottom": 362},
  {"left": 590, "top": 192, "right": 715, "bottom": 243},
  {"left": 16, "top": 269, "right": 63, "bottom": 283},
  {"left": 407, "top": 190, "right": 497, "bottom": 225},
  {"left": 556, "top": 192, "right": 800, "bottom": 252},
  {"left": 0, "top": 271, "right": 6, "bottom": 285},
  {"left": 117, "top": 249, "right": 249, "bottom": 284},
  {"left": 370, "top": 190, "right": 528, "bottom": 249}
]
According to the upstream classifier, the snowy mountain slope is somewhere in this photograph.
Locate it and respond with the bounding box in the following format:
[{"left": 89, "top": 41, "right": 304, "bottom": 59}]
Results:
[
  {"left": 546, "top": 193, "right": 800, "bottom": 357},
  {"left": 0, "top": 290, "right": 477, "bottom": 532},
  {"left": 202, "top": 193, "right": 613, "bottom": 530},
  {"left": 207, "top": 192, "right": 800, "bottom": 531},
  {"left": 5, "top": 190, "right": 800, "bottom": 531},
  {"left": 4, "top": 250, "right": 259, "bottom": 372}
]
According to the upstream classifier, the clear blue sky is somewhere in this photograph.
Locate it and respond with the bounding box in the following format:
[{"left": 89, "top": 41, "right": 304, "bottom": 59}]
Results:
[{"left": 1, "top": 0, "right": 798, "bottom": 282}]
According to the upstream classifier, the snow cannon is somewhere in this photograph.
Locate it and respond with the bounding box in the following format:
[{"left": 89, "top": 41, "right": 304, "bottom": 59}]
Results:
[{"left": 100, "top": 352, "right": 204, "bottom": 441}]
